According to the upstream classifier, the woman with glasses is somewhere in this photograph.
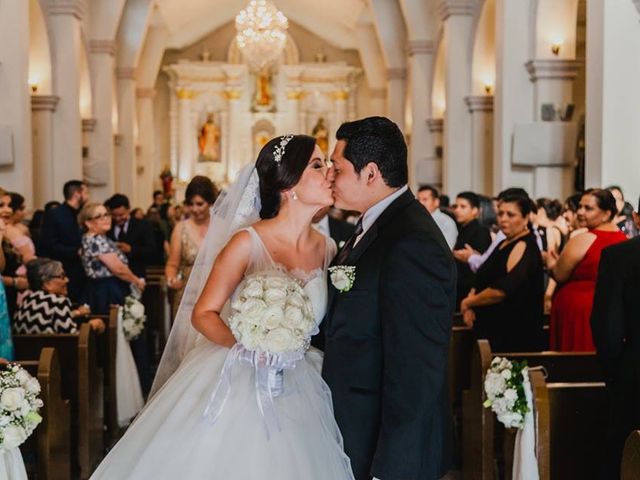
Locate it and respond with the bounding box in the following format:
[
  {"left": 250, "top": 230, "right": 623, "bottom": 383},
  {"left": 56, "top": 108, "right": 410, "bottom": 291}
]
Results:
[
  {"left": 79, "top": 203, "right": 145, "bottom": 315},
  {"left": 165, "top": 176, "right": 218, "bottom": 316},
  {"left": 14, "top": 258, "right": 105, "bottom": 334}
]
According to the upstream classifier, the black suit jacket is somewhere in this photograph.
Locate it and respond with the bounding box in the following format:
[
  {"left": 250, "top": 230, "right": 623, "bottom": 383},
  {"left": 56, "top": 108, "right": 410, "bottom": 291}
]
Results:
[
  {"left": 107, "top": 217, "right": 156, "bottom": 278},
  {"left": 591, "top": 237, "right": 640, "bottom": 477},
  {"left": 38, "top": 203, "right": 86, "bottom": 302},
  {"left": 322, "top": 190, "right": 456, "bottom": 480}
]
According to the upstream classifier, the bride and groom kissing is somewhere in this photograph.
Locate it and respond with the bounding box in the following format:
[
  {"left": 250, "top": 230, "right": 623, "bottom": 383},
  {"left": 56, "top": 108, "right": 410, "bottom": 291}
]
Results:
[{"left": 91, "top": 116, "right": 456, "bottom": 480}]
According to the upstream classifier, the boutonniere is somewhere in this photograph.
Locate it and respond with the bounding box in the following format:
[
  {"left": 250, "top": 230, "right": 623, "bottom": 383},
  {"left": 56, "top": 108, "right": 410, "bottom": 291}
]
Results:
[{"left": 328, "top": 265, "right": 356, "bottom": 293}]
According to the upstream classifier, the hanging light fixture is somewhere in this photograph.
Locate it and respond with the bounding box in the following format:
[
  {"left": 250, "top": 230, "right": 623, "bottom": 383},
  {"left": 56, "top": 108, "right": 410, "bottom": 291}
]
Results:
[{"left": 235, "top": 0, "right": 288, "bottom": 72}]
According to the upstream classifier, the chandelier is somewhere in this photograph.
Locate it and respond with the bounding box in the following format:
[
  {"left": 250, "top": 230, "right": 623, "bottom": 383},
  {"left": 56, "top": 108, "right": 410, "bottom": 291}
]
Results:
[{"left": 235, "top": 0, "right": 288, "bottom": 72}]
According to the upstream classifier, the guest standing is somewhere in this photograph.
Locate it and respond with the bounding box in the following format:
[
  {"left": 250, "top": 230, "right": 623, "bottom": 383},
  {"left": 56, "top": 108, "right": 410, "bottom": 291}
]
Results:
[
  {"left": 39, "top": 180, "right": 89, "bottom": 303},
  {"left": 591, "top": 201, "right": 640, "bottom": 479},
  {"left": 548, "top": 189, "right": 627, "bottom": 351},
  {"left": 0, "top": 190, "right": 28, "bottom": 316},
  {"left": 452, "top": 191, "right": 492, "bottom": 306},
  {"left": 0, "top": 214, "right": 13, "bottom": 360},
  {"left": 461, "top": 193, "right": 544, "bottom": 352},
  {"left": 417, "top": 185, "right": 458, "bottom": 249}
]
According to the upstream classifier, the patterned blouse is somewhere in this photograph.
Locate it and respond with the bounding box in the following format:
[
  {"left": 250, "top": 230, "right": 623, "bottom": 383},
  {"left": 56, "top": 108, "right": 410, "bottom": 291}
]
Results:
[
  {"left": 81, "top": 233, "right": 129, "bottom": 279},
  {"left": 13, "top": 290, "right": 78, "bottom": 334}
]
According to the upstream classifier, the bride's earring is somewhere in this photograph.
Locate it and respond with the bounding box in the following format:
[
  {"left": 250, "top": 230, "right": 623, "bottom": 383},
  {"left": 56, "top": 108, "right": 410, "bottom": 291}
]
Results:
[{"left": 291, "top": 191, "right": 298, "bottom": 200}]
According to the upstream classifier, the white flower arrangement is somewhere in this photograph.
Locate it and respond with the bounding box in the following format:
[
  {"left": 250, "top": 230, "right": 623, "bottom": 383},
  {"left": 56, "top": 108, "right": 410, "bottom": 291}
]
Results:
[
  {"left": 483, "top": 356, "right": 530, "bottom": 429},
  {"left": 0, "top": 364, "right": 43, "bottom": 450},
  {"left": 121, "top": 295, "right": 146, "bottom": 341},
  {"left": 328, "top": 265, "right": 356, "bottom": 293},
  {"left": 229, "top": 273, "right": 316, "bottom": 354}
]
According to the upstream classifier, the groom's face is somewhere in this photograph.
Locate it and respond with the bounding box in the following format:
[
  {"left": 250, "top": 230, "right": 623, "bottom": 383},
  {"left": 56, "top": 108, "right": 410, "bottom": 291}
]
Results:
[{"left": 330, "top": 140, "right": 368, "bottom": 213}]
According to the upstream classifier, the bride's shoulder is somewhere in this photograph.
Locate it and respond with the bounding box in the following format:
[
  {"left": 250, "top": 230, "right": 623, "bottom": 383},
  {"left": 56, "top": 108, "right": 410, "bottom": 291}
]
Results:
[{"left": 220, "top": 230, "right": 253, "bottom": 262}]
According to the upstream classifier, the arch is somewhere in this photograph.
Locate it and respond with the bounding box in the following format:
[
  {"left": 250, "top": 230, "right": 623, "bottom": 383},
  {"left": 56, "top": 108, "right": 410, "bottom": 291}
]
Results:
[
  {"left": 534, "top": 0, "right": 580, "bottom": 59},
  {"left": 28, "top": 0, "right": 53, "bottom": 94},
  {"left": 227, "top": 32, "right": 300, "bottom": 67},
  {"left": 251, "top": 119, "right": 276, "bottom": 160},
  {"left": 430, "top": 30, "right": 445, "bottom": 118},
  {"left": 470, "top": 0, "right": 496, "bottom": 95}
]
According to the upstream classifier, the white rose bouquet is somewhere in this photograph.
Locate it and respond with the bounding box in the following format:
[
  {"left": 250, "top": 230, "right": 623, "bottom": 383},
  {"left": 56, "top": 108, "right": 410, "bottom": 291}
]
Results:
[
  {"left": 0, "top": 364, "right": 43, "bottom": 450},
  {"left": 483, "top": 356, "right": 529, "bottom": 429},
  {"left": 121, "top": 295, "right": 146, "bottom": 341},
  {"left": 229, "top": 273, "right": 316, "bottom": 354}
]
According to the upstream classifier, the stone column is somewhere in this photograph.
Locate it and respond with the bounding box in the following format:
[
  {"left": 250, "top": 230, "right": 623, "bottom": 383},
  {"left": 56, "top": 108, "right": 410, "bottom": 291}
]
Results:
[
  {"left": 386, "top": 68, "right": 407, "bottom": 131},
  {"left": 49, "top": 0, "right": 85, "bottom": 191},
  {"left": 440, "top": 0, "right": 473, "bottom": 196},
  {"left": 331, "top": 90, "right": 349, "bottom": 154},
  {"left": 465, "top": 95, "right": 494, "bottom": 195},
  {"left": 87, "top": 40, "right": 116, "bottom": 199},
  {"left": 369, "top": 88, "right": 387, "bottom": 117},
  {"left": 176, "top": 88, "right": 195, "bottom": 183},
  {"left": 408, "top": 40, "right": 435, "bottom": 190},
  {"left": 116, "top": 67, "right": 137, "bottom": 196},
  {"left": 31, "top": 96, "right": 60, "bottom": 208},
  {"left": 136, "top": 87, "right": 156, "bottom": 209},
  {"left": 426, "top": 118, "right": 444, "bottom": 190},
  {"left": 525, "top": 60, "right": 581, "bottom": 121}
]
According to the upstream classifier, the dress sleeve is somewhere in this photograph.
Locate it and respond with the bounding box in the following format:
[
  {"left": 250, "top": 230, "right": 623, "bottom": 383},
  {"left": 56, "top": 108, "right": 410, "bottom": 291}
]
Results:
[{"left": 488, "top": 241, "right": 536, "bottom": 297}]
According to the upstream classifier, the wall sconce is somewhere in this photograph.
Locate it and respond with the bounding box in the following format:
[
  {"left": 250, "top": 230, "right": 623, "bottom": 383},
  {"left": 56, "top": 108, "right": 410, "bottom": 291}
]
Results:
[
  {"left": 29, "top": 80, "right": 38, "bottom": 94},
  {"left": 551, "top": 44, "right": 561, "bottom": 56},
  {"left": 484, "top": 84, "right": 493, "bottom": 95}
]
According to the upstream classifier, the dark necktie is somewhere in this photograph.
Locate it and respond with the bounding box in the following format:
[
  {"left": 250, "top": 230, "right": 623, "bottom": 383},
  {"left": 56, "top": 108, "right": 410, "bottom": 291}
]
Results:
[
  {"left": 335, "top": 218, "right": 363, "bottom": 265},
  {"left": 117, "top": 225, "right": 127, "bottom": 242}
]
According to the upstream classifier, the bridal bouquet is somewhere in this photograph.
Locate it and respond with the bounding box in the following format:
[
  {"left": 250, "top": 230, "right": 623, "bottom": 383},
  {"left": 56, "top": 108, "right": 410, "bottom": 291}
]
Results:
[
  {"left": 121, "top": 295, "right": 146, "bottom": 341},
  {"left": 483, "top": 356, "right": 529, "bottom": 429},
  {"left": 229, "top": 273, "right": 316, "bottom": 354},
  {"left": 0, "top": 364, "right": 43, "bottom": 450}
]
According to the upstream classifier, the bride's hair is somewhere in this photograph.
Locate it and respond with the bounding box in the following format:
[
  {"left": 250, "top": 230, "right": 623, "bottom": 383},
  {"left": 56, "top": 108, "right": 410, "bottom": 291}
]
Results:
[{"left": 255, "top": 134, "right": 316, "bottom": 219}]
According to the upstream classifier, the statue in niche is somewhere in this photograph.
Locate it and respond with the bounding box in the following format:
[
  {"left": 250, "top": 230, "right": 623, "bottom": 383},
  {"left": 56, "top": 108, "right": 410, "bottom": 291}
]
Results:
[
  {"left": 311, "top": 117, "right": 329, "bottom": 156},
  {"left": 198, "top": 113, "right": 221, "bottom": 162},
  {"left": 160, "top": 165, "right": 174, "bottom": 199},
  {"left": 252, "top": 69, "right": 275, "bottom": 112}
]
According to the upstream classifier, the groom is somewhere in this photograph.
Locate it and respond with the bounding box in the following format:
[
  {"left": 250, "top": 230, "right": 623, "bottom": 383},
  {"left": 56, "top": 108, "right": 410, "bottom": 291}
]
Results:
[{"left": 322, "top": 117, "right": 456, "bottom": 480}]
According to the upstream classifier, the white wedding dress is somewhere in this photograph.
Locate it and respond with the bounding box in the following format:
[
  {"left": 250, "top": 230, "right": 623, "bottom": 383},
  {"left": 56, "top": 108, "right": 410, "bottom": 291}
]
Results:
[{"left": 91, "top": 227, "right": 354, "bottom": 480}]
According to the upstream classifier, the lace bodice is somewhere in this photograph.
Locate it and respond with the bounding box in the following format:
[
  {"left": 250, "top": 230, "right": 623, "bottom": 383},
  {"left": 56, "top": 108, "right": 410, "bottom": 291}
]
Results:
[{"left": 240, "top": 227, "right": 336, "bottom": 325}]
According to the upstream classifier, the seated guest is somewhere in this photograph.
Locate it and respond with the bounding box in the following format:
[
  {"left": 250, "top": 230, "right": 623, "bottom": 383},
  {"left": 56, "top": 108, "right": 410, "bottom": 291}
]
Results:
[
  {"left": 548, "top": 189, "right": 627, "bottom": 351},
  {"left": 417, "top": 185, "right": 457, "bottom": 249},
  {"left": 460, "top": 193, "right": 544, "bottom": 352},
  {"left": 452, "top": 191, "right": 492, "bottom": 306},
  {"left": 14, "top": 258, "right": 104, "bottom": 334},
  {"left": 79, "top": 203, "right": 145, "bottom": 315}
]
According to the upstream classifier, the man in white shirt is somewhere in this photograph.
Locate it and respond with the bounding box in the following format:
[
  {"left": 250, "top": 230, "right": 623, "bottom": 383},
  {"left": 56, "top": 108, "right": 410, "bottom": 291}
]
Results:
[{"left": 417, "top": 185, "right": 457, "bottom": 249}]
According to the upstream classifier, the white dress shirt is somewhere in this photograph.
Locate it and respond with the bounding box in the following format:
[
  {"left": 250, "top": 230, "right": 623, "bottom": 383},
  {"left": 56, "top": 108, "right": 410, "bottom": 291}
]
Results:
[
  {"left": 431, "top": 208, "right": 458, "bottom": 249},
  {"left": 354, "top": 185, "right": 408, "bottom": 246}
]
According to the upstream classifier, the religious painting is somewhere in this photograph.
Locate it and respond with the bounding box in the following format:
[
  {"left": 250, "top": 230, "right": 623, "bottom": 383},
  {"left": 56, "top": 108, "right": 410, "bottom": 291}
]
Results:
[
  {"left": 252, "top": 69, "right": 275, "bottom": 112},
  {"left": 252, "top": 119, "right": 276, "bottom": 160},
  {"left": 198, "top": 113, "right": 221, "bottom": 162},
  {"left": 311, "top": 117, "right": 329, "bottom": 156}
]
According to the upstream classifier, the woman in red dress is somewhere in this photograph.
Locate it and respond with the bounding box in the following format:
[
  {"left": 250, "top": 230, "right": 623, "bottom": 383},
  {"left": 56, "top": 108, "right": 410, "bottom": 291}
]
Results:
[{"left": 548, "top": 189, "right": 627, "bottom": 351}]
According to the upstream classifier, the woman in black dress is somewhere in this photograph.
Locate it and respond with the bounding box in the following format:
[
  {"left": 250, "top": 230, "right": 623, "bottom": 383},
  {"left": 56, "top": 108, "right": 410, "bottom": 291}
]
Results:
[{"left": 460, "top": 193, "right": 544, "bottom": 352}]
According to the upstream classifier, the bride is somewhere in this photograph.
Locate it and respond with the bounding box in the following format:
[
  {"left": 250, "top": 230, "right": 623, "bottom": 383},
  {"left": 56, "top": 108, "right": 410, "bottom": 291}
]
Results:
[{"left": 91, "top": 135, "right": 355, "bottom": 479}]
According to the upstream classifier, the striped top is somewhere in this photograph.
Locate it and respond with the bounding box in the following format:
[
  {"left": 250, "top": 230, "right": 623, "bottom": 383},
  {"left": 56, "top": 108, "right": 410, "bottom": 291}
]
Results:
[{"left": 13, "top": 290, "right": 78, "bottom": 334}]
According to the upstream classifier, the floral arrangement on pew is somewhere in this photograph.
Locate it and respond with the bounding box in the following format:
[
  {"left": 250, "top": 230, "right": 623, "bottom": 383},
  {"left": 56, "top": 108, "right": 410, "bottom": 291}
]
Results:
[
  {"left": 121, "top": 295, "right": 146, "bottom": 341},
  {"left": 483, "top": 356, "right": 530, "bottom": 429},
  {"left": 0, "top": 364, "right": 43, "bottom": 450}
]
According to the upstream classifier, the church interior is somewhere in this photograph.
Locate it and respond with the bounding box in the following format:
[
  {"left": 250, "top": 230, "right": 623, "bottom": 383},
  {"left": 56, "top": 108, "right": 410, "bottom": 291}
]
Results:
[{"left": 0, "top": 0, "right": 640, "bottom": 478}]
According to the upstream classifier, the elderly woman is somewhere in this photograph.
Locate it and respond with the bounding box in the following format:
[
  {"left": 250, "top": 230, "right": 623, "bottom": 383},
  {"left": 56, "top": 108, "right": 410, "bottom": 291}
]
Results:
[
  {"left": 548, "top": 189, "right": 627, "bottom": 351},
  {"left": 14, "top": 258, "right": 104, "bottom": 334},
  {"left": 461, "top": 193, "right": 544, "bottom": 352},
  {"left": 79, "top": 203, "right": 145, "bottom": 315}
]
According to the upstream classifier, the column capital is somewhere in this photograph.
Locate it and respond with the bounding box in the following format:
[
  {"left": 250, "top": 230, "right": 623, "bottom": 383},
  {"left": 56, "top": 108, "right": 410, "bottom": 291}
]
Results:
[
  {"left": 286, "top": 90, "right": 304, "bottom": 101},
  {"left": 82, "top": 118, "right": 97, "bottom": 132},
  {"left": 386, "top": 67, "right": 407, "bottom": 81},
  {"left": 136, "top": 88, "right": 156, "bottom": 99},
  {"left": 370, "top": 88, "right": 387, "bottom": 99},
  {"left": 89, "top": 40, "right": 116, "bottom": 56},
  {"left": 48, "top": 0, "right": 86, "bottom": 20},
  {"left": 407, "top": 40, "right": 434, "bottom": 56},
  {"left": 330, "top": 90, "right": 350, "bottom": 101},
  {"left": 525, "top": 59, "right": 582, "bottom": 81},
  {"left": 31, "top": 95, "right": 60, "bottom": 112},
  {"left": 116, "top": 67, "right": 136, "bottom": 80},
  {"left": 221, "top": 89, "right": 241, "bottom": 100},
  {"left": 427, "top": 118, "right": 444, "bottom": 133},
  {"left": 465, "top": 95, "right": 494, "bottom": 113},
  {"left": 438, "top": 0, "right": 474, "bottom": 21}
]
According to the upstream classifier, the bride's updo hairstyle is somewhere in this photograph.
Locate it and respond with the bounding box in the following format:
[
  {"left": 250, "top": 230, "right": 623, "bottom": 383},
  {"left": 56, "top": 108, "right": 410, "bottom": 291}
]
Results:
[{"left": 255, "top": 134, "right": 317, "bottom": 219}]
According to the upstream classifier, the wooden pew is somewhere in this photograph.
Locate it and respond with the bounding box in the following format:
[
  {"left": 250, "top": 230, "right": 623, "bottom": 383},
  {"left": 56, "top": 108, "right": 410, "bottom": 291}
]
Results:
[
  {"left": 623, "top": 431, "right": 640, "bottom": 480},
  {"left": 143, "top": 268, "right": 168, "bottom": 360},
  {"left": 18, "top": 348, "right": 71, "bottom": 480},
  {"left": 13, "top": 324, "right": 104, "bottom": 479},
  {"left": 463, "top": 340, "right": 606, "bottom": 480}
]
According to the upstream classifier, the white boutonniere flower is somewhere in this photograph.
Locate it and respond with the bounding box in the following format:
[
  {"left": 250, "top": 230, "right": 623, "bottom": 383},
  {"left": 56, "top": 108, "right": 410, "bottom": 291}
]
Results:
[{"left": 328, "top": 265, "right": 356, "bottom": 293}]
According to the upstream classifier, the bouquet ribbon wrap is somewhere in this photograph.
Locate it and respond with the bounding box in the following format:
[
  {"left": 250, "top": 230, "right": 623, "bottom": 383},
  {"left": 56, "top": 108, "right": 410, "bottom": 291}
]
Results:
[{"left": 202, "top": 343, "right": 305, "bottom": 438}]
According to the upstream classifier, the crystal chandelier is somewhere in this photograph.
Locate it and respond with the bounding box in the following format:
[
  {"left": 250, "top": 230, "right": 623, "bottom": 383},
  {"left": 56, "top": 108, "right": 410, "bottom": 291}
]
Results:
[{"left": 235, "top": 0, "right": 288, "bottom": 72}]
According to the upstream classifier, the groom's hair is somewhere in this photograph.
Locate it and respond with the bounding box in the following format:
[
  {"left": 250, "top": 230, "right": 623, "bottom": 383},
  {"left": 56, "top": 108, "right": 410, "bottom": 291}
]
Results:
[
  {"left": 255, "top": 134, "right": 317, "bottom": 219},
  {"left": 336, "top": 116, "right": 407, "bottom": 188}
]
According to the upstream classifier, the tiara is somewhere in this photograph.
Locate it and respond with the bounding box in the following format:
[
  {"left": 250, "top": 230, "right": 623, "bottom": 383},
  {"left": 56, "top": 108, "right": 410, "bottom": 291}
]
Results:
[{"left": 273, "top": 135, "right": 294, "bottom": 164}]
